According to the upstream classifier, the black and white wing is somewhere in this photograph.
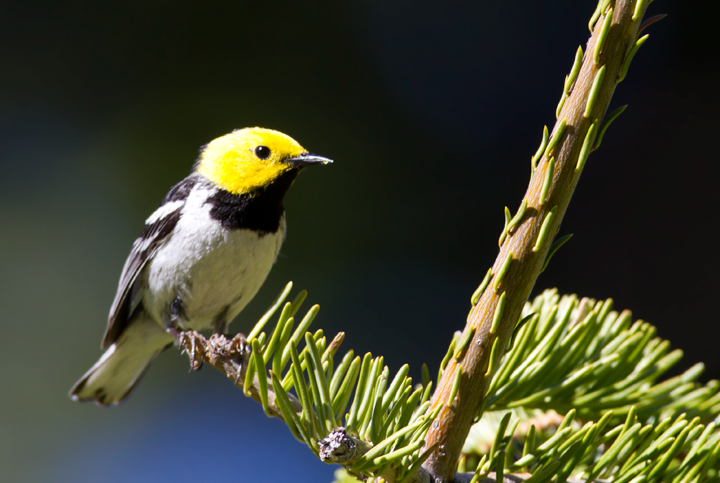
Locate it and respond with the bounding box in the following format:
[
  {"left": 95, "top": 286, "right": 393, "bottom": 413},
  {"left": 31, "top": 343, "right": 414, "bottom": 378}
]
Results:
[{"left": 101, "top": 175, "right": 197, "bottom": 349}]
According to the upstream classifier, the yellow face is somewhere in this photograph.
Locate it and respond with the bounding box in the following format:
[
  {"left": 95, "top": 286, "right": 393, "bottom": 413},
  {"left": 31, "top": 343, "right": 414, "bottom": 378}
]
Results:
[{"left": 196, "top": 127, "right": 310, "bottom": 195}]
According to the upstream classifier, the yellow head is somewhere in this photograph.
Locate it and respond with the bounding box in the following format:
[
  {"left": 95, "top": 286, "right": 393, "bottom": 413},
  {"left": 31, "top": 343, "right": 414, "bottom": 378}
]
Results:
[{"left": 196, "top": 127, "right": 332, "bottom": 195}]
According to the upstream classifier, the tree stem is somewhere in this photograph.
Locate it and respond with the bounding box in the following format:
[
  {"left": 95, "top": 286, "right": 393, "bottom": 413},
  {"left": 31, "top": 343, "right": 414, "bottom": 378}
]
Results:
[{"left": 421, "top": 1, "right": 652, "bottom": 480}]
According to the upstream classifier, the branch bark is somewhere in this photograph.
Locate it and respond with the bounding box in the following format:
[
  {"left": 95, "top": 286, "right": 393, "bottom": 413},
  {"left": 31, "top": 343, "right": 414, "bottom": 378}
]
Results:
[
  {"left": 421, "top": 1, "right": 652, "bottom": 481},
  {"left": 177, "top": 331, "right": 302, "bottom": 418}
]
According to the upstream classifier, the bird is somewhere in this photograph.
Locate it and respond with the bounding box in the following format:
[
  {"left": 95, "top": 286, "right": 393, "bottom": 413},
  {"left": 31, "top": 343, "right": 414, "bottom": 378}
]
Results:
[{"left": 70, "top": 127, "right": 332, "bottom": 405}]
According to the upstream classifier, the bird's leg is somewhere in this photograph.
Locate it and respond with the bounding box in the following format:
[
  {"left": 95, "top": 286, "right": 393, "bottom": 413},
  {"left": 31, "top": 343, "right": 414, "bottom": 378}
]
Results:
[
  {"left": 165, "top": 297, "right": 203, "bottom": 370},
  {"left": 164, "top": 297, "right": 186, "bottom": 331},
  {"left": 166, "top": 326, "right": 182, "bottom": 340}
]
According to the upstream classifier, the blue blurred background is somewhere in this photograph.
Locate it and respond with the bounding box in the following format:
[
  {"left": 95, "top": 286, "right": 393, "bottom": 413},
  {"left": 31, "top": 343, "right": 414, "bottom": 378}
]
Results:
[{"left": 1, "top": 0, "right": 718, "bottom": 481}]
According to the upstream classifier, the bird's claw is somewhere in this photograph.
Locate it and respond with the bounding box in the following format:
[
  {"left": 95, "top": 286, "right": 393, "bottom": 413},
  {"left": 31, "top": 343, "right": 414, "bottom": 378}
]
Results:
[{"left": 178, "top": 330, "right": 205, "bottom": 371}]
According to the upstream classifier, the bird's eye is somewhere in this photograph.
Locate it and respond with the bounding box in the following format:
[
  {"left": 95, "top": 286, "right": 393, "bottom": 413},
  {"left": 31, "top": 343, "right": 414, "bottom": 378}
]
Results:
[{"left": 255, "top": 145, "right": 271, "bottom": 159}]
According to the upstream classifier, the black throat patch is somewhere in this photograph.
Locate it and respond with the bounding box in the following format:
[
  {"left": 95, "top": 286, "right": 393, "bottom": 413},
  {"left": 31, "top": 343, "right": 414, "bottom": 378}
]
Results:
[{"left": 205, "top": 169, "right": 300, "bottom": 234}]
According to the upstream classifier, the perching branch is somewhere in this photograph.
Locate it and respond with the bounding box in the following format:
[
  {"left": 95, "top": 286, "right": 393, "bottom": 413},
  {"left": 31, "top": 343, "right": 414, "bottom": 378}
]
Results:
[
  {"left": 182, "top": 285, "right": 720, "bottom": 483},
  {"left": 178, "top": 331, "right": 301, "bottom": 418},
  {"left": 422, "top": 1, "right": 654, "bottom": 480},
  {"left": 177, "top": 283, "right": 441, "bottom": 483}
]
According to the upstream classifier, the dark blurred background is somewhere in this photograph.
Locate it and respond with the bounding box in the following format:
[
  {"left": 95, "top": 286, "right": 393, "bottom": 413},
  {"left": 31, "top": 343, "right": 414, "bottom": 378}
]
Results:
[{"left": 1, "top": 0, "right": 718, "bottom": 481}]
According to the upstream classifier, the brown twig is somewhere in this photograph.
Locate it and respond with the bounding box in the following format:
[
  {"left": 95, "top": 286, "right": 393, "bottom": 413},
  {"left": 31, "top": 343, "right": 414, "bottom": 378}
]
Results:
[
  {"left": 177, "top": 331, "right": 302, "bottom": 418},
  {"left": 421, "top": 1, "right": 653, "bottom": 481}
]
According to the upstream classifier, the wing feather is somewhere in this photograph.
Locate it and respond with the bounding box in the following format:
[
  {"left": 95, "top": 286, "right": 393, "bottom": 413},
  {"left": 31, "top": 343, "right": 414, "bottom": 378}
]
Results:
[{"left": 101, "top": 176, "right": 198, "bottom": 348}]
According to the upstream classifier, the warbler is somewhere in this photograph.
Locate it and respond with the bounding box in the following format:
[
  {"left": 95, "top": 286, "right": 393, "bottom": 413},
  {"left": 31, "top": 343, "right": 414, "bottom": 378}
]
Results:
[{"left": 70, "top": 127, "right": 332, "bottom": 405}]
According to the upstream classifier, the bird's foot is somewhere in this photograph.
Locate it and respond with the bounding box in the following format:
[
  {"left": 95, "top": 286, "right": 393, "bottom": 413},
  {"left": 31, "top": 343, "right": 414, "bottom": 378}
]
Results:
[
  {"left": 177, "top": 330, "right": 205, "bottom": 371},
  {"left": 177, "top": 331, "right": 250, "bottom": 383},
  {"left": 207, "top": 333, "right": 249, "bottom": 386},
  {"left": 208, "top": 332, "right": 248, "bottom": 360}
]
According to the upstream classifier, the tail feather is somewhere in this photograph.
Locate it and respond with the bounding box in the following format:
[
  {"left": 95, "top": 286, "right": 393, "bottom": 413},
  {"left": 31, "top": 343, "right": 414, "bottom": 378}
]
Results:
[{"left": 70, "top": 314, "right": 174, "bottom": 406}]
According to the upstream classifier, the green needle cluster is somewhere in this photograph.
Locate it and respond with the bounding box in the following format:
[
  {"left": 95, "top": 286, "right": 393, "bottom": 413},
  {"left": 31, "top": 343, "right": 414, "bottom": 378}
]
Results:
[
  {"left": 483, "top": 290, "right": 720, "bottom": 422},
  {"left": 462, "top": 408, "right": 720, "bottom": 483},
  {"left": 242, "top": 282, "right": 437, "bottom": 480}
]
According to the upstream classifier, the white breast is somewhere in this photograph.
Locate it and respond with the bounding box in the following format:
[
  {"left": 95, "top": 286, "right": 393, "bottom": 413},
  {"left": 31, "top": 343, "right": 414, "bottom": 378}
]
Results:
[{"left": 142, "top": 184, "right": 286, "bottom": 331}]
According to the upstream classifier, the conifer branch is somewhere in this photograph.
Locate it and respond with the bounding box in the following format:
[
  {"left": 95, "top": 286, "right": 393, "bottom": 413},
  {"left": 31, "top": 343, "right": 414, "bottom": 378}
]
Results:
[
  {"left": 456, "top": 404, "right": 720, "bottom": 483},
  {"left": 482, "top": 291, "right": 720, "bottom": 422},
  {"left": 422, "top": 1, "right": 655, "bottom": 480},
  {"left": 178, "top": 281, "right": 720, "bottom": 483},
  {"left": 178, "top": 283, "right": 439, "bottom": 483}
]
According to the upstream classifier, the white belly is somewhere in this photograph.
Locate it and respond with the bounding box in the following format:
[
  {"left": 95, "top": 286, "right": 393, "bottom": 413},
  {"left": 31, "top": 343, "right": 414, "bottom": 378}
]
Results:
[{"left": 142, "top": 187, "right": 285, "bottom": 331}]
